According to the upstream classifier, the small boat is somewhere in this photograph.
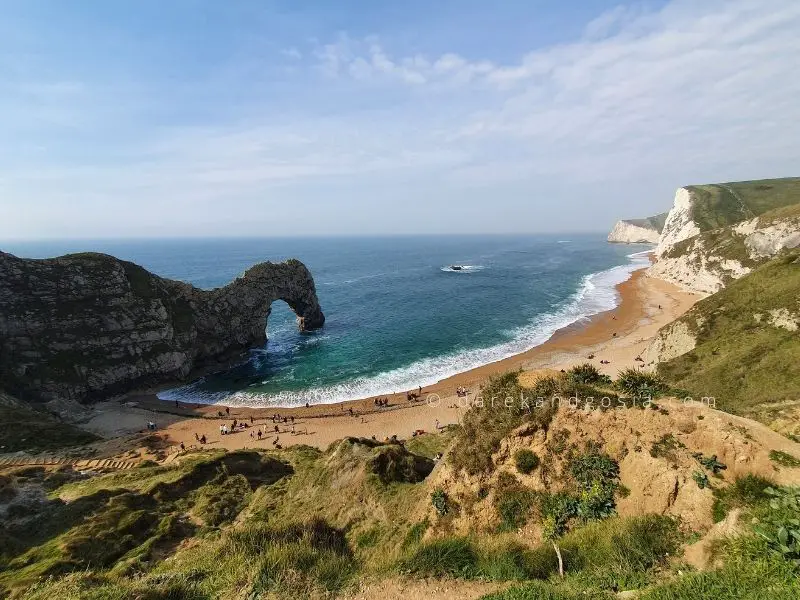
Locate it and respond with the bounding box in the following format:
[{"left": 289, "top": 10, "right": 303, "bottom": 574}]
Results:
[{"left": 449, "top": 265, "right": 463, "bottom": 271}]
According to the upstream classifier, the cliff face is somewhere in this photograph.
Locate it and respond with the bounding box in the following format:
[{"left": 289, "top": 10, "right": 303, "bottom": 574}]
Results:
[
  {"left": 607, "top": 212, "right": 668, "bottom": 244},
  {"left": 648, "top": 178, "right": 800, "bottom": 295},
  {"left": 0, "top": 252, "right": 324, "bottom": 405}
]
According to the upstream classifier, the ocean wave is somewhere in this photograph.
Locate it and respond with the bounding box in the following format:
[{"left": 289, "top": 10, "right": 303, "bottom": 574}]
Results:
[{"left": 159, "top": 252, "right": 650, "bottom": 408}]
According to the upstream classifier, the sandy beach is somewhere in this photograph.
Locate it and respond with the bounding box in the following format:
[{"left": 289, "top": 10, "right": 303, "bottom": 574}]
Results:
[{"left": 80, "top": 264, "right": 700, "bottom": 456}]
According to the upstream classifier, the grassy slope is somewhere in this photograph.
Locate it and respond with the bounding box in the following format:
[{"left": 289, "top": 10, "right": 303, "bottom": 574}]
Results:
[
  {"left": 687, "top": 177, "right": 800, "bottom": 232},
  {"left": 0, "top": 392, "right": 98, "bottom": 454},
  {"left": 658, "top": 251, "right": 800, "bottom": 419},
  {"left": 624, "top": 212, "right": 669, "bottom": 232}
]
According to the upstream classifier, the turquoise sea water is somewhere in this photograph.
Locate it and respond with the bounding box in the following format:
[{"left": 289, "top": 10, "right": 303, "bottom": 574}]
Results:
[{"left": 3, "top": 235, "right": 651, "bottom": 407}]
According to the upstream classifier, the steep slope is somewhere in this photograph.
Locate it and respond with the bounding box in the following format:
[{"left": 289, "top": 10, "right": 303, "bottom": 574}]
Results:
[
  {"left": 607, "top": 212, "right": 668, "bottom": 244},
  {"left": 648, "top": 251, "right": 800, "bottom": 432},
  {"left": 655, "top": 177, "right": 800, "bottom": 257},
  {"left": 649, "top": 179, "right": 800, "bottom": 294},
  {"left": 0, "top": 251, "right": 324, "bottom": 406}
]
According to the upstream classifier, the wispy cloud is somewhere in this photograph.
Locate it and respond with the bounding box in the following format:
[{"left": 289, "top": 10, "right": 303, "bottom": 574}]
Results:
[{"left": 1, "top": 0, "right": 799, "bottom": 238}]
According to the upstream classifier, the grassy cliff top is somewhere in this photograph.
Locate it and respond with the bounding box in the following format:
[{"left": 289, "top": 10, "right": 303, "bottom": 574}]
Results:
[
  {"left": 686, "top": 177, "right": 800, "bottom": 232},
  {"left": 623, "top": 212, "right": 670, "bottom": 232}
]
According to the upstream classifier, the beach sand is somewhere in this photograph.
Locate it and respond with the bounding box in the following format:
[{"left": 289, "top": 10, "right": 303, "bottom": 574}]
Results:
[{"left": 83, "top": 267, "right": 700, "bottom": 454}]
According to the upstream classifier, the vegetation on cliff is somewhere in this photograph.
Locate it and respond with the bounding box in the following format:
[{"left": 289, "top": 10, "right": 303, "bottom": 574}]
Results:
[{"left": 657, "top": 251, "right": 800, "bottom": 431}]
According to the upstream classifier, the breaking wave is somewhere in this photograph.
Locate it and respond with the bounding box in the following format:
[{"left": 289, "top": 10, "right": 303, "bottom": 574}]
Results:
[{"left": 159, "top": 251, "right": 651, "bottom": 408}]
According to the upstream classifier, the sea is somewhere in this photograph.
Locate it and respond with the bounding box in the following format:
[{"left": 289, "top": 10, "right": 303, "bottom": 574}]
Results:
[{"left": 3, "top": 235, "right": 652, "bottom": 408}]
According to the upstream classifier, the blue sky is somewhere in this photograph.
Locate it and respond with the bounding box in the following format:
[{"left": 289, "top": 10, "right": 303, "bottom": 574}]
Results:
[{"left": 1, "top": 0, "right": 799, "bottom": 239}]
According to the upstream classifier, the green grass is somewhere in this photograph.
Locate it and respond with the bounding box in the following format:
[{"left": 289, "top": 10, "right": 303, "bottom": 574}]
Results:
[
  {"left": 0, "top": 403, "right": 98, "bottom": 454},
  {"left": 685, "top": 177, "right": 800, "bottom": 232},
  {"left": 403, "top": 515, "right": 679, "bottom": 587},
  {"left": 712, "top": 474, "right": 775, "bottom": 522},
  {"left": 769, "top": 450, "right": 800, "bottom": 468},
  {"left": 658, "top": 251, "right": 800, "bottom": 419}
]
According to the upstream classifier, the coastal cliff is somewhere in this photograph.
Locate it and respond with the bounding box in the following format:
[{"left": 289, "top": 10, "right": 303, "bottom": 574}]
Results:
[
  {"left": 647, "top": 178, "right": 800, "bottom": 295},
  {"left": 0, "top": 251, "right": 324, "bottom": 405},
  {"left": 607, "top": 212, "right": 668, "bottom": 244}
]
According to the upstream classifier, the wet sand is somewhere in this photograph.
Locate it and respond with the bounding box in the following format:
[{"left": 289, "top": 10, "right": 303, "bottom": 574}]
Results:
[{"left": 85, "top": 267, "right": 700, "bottom": 452}]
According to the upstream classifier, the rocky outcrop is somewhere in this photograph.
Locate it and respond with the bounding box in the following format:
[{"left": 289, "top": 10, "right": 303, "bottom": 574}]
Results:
[
  {"left": 645, "top": 319, "right": 698, "bottom": 364},
  {"left": 0, "top": 251, "right": 324, "bottom": 405},
  {"left": 607, "top": 212, "right": 668, "bottom": 244},
  {"left": 647, "top": 209, "right": 800, "bottom": 295},
  {"left": 655, "top": 187, "right": 701, "bottom": 257}
]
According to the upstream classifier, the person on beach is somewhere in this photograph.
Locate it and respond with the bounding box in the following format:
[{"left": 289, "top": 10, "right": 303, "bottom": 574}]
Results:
[
  {"left": 250, "top": 415, "right": 254, "bottom": 424},
  {"left": 274, "top": 425, "right": 279, "bottom": 433},
  {"left": 258, "top": 429, "right": 263, "bottom": 440},
  {"left": 180, "top": 442, "right": 185, "bottom": 451},
  {"left": 225, "top": 407, "right": 230, "bottom": 415},
  {"left": 200, "top": 434, "right": 206, "bottom": 444},
  {"left": 194, "top": 433, "right": 199, "bottom": 441}
]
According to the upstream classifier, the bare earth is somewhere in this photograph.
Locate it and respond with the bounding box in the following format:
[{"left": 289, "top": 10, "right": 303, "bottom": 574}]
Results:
[{"left": 80, "top": 266, "right": 700, "bottom": 455}]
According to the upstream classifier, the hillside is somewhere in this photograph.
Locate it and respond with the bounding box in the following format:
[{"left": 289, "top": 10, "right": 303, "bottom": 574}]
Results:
[
  {"left": 607, "top": 212, "right": 668, "bottom": 243},
  {"left": 4, "top": 369, "right": 799, "bottom": 599},
  {"left": 649, "top": 251, "right": 800, "bottom": 434}
]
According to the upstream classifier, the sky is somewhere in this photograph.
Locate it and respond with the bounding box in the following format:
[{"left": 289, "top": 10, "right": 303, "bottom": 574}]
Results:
[{"left": 1, "top": 0, "right": 799, "bottom": 240}]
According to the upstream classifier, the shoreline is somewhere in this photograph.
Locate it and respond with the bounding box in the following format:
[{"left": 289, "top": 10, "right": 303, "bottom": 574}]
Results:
[
  {"left": 86, "top": 265, "right": 701, "bottom": 453},
  {"left": 157, "top": 249, "right": 655, "bottom": 409}
]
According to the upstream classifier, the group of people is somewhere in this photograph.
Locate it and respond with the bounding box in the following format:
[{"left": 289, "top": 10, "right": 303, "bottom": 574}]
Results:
[
  {"left": 373, "top": 397, "right": 390, "bottom": 407},
  {"left": 455, "top": 386, "right": 469, "bottom": 398}
]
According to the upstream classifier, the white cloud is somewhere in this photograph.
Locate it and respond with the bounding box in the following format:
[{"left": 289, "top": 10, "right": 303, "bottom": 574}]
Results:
[{"left": 1, "top": 0, "right": 799, "bottom": 238}]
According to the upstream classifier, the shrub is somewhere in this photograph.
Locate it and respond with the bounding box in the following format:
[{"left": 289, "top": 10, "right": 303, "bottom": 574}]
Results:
[
  {"left": 495, "top": 474, "right": 537, "bottom": 531},
  {"left": 615, "top": 369, "right": 667, "bottom": 398},
  {"left": 752, "top": 486, "right": 800, "bottom": 565},
  {"left": 450, "top": 371, "right": 555, "bottom": 475},
  {"left": 515, "top": 449, "right": 540, "bottom": 474},
  {"left": 431, "top": 488, "right": 449, "bottom": 516},
  {"left": 567, "top": 363, "right": 611, "bottom": 386}
]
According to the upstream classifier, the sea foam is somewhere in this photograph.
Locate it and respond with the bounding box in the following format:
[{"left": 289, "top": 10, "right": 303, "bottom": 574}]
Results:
[{"left": 159, "top": 250, "right": 651, "bottom": 408}]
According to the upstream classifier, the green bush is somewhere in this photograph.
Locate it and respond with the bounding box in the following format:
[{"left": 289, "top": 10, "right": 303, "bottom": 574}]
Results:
[
  {"left": 615, "top": 369, "right": 668, "bottom": 398},
  {"left": 431, "top": 488, "right": 449, "bottom": 516},
  {"left": 495, "top": 474, "right": 537, "bottom": 531},
  {"left": 567, "top": 363, "right": 612, "bottom": 386},
  {"left": 515, "top": 449, "right": 540, "bottom": 474}
]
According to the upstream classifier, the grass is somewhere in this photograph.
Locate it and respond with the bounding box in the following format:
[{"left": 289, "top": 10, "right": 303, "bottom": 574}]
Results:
[
  {"left": 685, "top": 177, "right": 800, "bottom": 232},
  {"left": 712, "top": 474, "right": 775, "bottom": 523},
  {"left": 769, "top": 450, "right": 800, "bottom": 468},
  {"left": 402, "top": 514, "right": 679, "bottom": 587},
  {"left": 658, "top": 251, "right": 800, "bottom": 418},
  {"left": 0, "top": 403, "right": 98, "bottom": 454}
]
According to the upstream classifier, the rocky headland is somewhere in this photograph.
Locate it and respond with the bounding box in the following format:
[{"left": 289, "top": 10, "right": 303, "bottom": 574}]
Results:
[{"left": 0, "top": 251, "right": 324, "bottom": 407}]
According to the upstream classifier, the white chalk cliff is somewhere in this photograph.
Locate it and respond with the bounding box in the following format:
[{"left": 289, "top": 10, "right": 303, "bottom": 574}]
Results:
[
  {"left": 645, "top": 186, "right": 800, "bottom": 296},
  {"left": 607, "top": 220, "right": 661, "bottom": 244},
  {"left": 654, "top": 188, "right": 701, "bottom": 257}
]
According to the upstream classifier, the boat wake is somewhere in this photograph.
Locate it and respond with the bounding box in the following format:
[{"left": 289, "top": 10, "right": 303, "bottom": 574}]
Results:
[{"left": 440, "top": 264, "right": 484, "bottom": 273}]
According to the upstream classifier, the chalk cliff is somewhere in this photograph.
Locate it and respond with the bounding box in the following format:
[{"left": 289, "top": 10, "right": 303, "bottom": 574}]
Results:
[
  {"left": 0, "top": 251, "right": 324, "bottom": 405},
  {"left": 607, "top": 213, "right": 668, "bottom": 244},
  {"left": 647, "top": 178, "right": 800, "bottom": 295}
]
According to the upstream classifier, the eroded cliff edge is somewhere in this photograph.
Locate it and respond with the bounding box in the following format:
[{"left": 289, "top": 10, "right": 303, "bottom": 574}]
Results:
[{"left": 0, "top": 251, "right": 324, "bottom": 405}]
